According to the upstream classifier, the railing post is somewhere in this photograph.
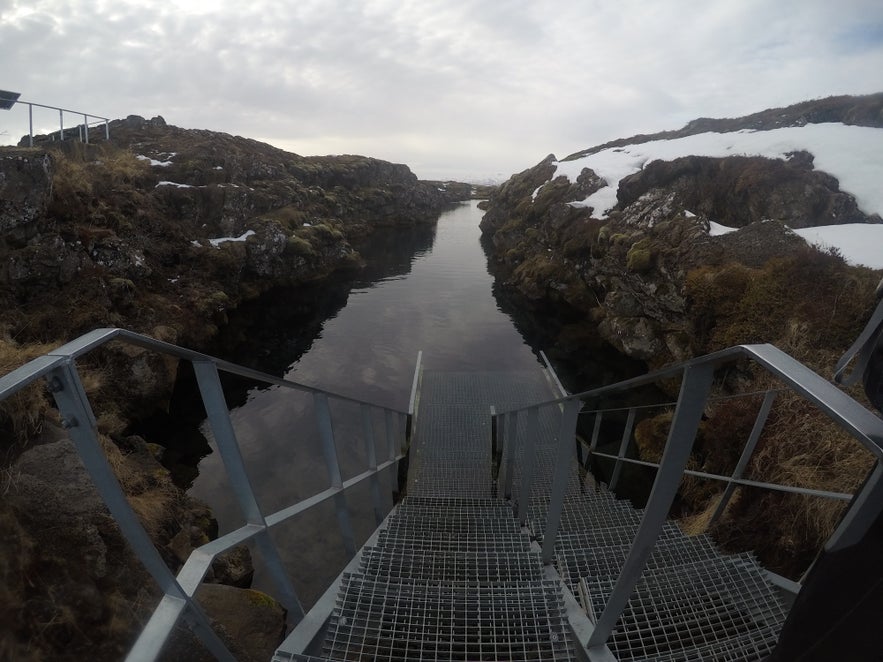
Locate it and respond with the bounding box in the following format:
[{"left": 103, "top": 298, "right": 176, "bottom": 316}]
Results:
[
  {"left": 313, "top": 392, "right": 357, "bottom": 558},
  {"left": 609, "top": 408, "right": 636, "bottom": 491},
  {"left": 588, "top": 363, "right": 714, "bottom": 649},
  {"left": 709, "top": 390, "right": 776, "bottom": 527},
  {"left": 83, "top": 114, "right": 89, "bottom": 143},
  {"left": 503, "top": 410, "right": 518, "bottom": 500},
  {"left": 48, "top": 362, "right": 235, "bottom": 662},
  {"left": 105, "top": 119, "right": 110, "bottom": 140},
  {"left": 59, "top": 108, "right": 64, "bottom": 141},
  {"left": 590, "top": 411, "right": 603, "bottom": 453},
  {"left": 495, "top": 413, "right": 510, "bottom": 499},
  {"left": 516, "top": 406, "right": 541, "bottom": 525},
  {"left": 542, "top": 399, "right": 582, "bottom": 564},
  {"left": 28, "top": 103, "right": 33, "bottom": 147},
  {"left": 193, "top": 361, "right": 304, "bottom": 619},
  {"left": 826, "top": 461, "right": 883, "bottom": 552},
  {"left": 361, "top": 404, "right": 384, "bottom": 526}
]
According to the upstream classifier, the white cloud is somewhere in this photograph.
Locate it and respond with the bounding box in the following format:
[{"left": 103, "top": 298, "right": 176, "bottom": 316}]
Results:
[{"left": 1, "top": 0, "right": 881, "bottom": 181}]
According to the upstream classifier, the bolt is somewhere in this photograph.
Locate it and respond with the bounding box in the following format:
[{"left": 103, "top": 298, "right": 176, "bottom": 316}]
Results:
[
  {"left": 46, "top": 376, "right": 63, "bottom": 393},
  {"left": 60, "top": 416, "right": 79, "bottom": 429}
]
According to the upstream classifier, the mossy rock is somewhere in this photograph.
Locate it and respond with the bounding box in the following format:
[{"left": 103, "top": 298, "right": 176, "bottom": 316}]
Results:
[
  {"left": 286, "top": 234, "right": 314, "bottom": 256},
  {"left": 626, "top": 246, "right": 654, "bottom": 272}
]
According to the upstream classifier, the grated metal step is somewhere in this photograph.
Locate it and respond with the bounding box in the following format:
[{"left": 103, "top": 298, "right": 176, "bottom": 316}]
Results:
[{"left": 322, "top": 575, "right": 575, "bottom": 662}]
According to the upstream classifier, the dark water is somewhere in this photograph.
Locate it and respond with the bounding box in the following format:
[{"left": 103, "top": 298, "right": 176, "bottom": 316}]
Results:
[{"left": 188, "top": 201, "right": 546, "bottom": 605}]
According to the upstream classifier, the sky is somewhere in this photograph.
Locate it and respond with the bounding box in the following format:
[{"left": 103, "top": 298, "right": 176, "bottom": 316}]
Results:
[{"left": 1, "top": 0, "right": 882, "bottom": 182}]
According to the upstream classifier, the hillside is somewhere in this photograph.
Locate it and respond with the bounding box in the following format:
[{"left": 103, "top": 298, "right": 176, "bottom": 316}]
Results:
[{"left": 479, "top": 93, "right": 882, "bottom": 578}]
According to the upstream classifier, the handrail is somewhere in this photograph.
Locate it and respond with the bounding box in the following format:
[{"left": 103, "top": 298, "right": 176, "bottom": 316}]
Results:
[
  {"left": 496, "top": 343, "right": 883, "bottom": 458},
  {"left": 493, "top": 342, "right": 883, "bottom": 651},
  {"left": 0, "top": 328, "right": 414, "bottom": 661}
]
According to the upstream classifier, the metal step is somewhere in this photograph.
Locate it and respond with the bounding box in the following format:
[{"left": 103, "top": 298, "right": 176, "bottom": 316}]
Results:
[
  {"left": 321, "top": 575, "right": 575, "bottom": 662},
  {"left": 584, "top": 555, "right": 788, "bottom": 661}
]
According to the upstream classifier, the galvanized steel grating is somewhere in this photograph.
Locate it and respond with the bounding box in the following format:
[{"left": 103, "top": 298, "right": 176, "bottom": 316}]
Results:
[
  {"left": 323, "top": 575, "right": 574, "bottom": 662},
  {"left": 358, "top": 548, "right": 545, "bottom": 584},
  {"left": 585, "top": 555, "right": 788, "bottom": 661}
]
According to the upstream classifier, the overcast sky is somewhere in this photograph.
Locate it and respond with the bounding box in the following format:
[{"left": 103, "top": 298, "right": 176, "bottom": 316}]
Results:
[{"left": 1, "top": 0, "right": 882, "bottom": 182}]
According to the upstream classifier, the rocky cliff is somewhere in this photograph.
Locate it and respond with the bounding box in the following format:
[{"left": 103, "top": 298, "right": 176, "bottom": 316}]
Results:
[
  {"left": 480, "top": 93, "right": 883, "bottom": 577},
  {"left": 0, "top": 117, "right": 467, "bottom": 660}
]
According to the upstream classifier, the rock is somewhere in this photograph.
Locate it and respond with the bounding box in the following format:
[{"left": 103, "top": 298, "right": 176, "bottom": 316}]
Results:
[
  {"left": 210, "top": 546, "right": 255, "bottom": 588},
  {"left": 195, "top": 584, "right": 285, "bottom": 661},
  {"left": 616, "top": 154, "right": 875, "bottom": 229},
  {"left": 0, "top": 150, "right": 54, "bottom": 245}
]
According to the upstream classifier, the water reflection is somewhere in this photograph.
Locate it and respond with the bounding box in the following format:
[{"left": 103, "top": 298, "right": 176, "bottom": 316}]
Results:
[{"left": 189, "top": 201, "right": 544, "bottom": 605}]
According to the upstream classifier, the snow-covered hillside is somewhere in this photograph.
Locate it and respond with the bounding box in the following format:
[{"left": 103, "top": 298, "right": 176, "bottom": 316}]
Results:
[{"left": 546, "top": 123, "right": 883, "bottom": 269}]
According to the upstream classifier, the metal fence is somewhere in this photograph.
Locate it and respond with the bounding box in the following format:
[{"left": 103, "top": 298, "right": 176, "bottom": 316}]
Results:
[
  {"left": 0, "top": 328, "right": 414, "bottom": 661},
  {"left": 493, "top": 343, "right": 883, "bottom": 650}
]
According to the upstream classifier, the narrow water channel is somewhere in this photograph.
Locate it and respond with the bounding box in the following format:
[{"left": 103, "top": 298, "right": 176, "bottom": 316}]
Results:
[{"left": 189, "top": 201, "right": 547, "bottom": 605}]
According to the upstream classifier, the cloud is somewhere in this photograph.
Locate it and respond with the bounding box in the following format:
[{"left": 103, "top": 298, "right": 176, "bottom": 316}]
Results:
[{"left": 1, "top": 0, "right": 881, "bottom": 181}]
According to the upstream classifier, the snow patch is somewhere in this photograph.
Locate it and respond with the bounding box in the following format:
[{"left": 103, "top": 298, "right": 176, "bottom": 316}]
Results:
[
  {"left": 136, "top": 154, "right": 174, "bottom": 167},
  {"left": 156, "top": 181, "right": 193, "bottom": 188},
  {"left": 552, "top": 124, "right": 883, "bottom": 219},
  {"left": 208, "top": 230, "right": 255, "bottom": 248},
  {"left": 708, "top": 221, "right": 737, "bottom": 236},
  {"left": 792, "top": 224, "right": 883, "bottom": 270}
]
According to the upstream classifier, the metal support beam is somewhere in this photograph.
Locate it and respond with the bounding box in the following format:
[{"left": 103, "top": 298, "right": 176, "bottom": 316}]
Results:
[
  {"left": 361, "top": 404, "right": 384, "bottom": 526},
  {"left": 503, "top": 410, "right": 518, "bottom": 500},
  {"left": 608, "top": 408, "right": 636, "bottom": 491},
  {"left": 313, "top": 392, "right": 357, "bottom": 558},
  {"left": 193, "top": 361, "right": 303, "bottom": 619},
  {"left": 827, "top": 461, "right": 883, "bottom": 552},
  {"left": 589, "top": 412, "right": 603, "bottom": 453},
  {"left": 588, "top": 363, "right": 715, "bottom": 647},
  {"left": 516, "top": 406, "right": 540, "bottom": 524},
  {"left": 709, "top": 390, "right": 776, "bottom": 526},
  {"left": 542, "top": 399, "right": 582, "bottom": 564}
]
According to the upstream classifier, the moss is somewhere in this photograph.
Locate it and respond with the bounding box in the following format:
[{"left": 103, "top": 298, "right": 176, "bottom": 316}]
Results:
[
  {"left": 108, "top": 278, "right": 136, "bottom": 293},
  {"left": 626, "top": 246, "right": 654, "bottom": 272},
  {"left": 286, "top": 234, "right": 314, "bottom": 256},
  {"left": 245, "top": 589, "right": 277, "bottom": 608}
]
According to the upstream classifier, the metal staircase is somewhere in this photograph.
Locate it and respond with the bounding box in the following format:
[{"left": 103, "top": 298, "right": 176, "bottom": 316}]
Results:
[{"left": 3, "top": 330, "right": 882, "bottom": 661}]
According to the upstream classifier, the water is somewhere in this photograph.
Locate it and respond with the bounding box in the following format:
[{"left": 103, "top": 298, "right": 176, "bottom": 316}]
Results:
[{"left": 188, "top": 201, "right": 546, "bottom": 604}]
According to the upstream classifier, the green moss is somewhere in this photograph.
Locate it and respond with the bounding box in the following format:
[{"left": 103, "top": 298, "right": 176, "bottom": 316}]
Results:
[
  {"left": 287, "top": 234, "right": 314, "bottom": 256},
  {"left": 626, "top": 246, "right": 654, "bottom": 272},
  {"left": 245, "top": 589, "right": 278, "bottom": 608}
]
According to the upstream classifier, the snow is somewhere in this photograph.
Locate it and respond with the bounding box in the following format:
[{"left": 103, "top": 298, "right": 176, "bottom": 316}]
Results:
[
  {"left": 136, "top": 154, "right": 174, "bottom": 167},
  {"left": 156, "top": 181, "right": 193, "bottom": 188},
  {"left": 703, "top": 220, "right": 883, "bottom": 269},
  {"left": 208, "top": 230, "right": 255, "bottom": 248},
  {"left": 793, "top": 224, "right": 883, "bottom": 270},
  {"left": 709, "top": 221, "right": 737, "bottom": 236},
  {"left": 553, "top": 124, "right": 883, "bottom": 220}
]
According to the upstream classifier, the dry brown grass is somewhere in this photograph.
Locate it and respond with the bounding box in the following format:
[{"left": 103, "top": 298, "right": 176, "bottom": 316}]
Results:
[{"left": 0, "top": 337, "right": 57, "bottom": 455}]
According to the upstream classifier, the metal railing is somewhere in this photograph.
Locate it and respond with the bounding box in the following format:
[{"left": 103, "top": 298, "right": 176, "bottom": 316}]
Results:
[
  {"left": 0, "top": 328, "right": 414, "bottom": 662},
  {"left": 493, "top": 343, "right": 883, "bottom": 652}
]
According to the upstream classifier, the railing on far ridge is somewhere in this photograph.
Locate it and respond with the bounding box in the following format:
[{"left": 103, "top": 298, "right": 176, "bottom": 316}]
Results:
[
  {"left": 492, "top": 343, "right": 883, "bottom": 654},
  {"left": 0, "top": 328, "right": 416, "bottom": 662}
]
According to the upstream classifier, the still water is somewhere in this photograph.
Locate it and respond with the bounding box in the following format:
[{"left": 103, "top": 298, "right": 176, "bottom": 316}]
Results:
[{"left": 189, "top": 201, "right": 546, "bottom": 605}]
